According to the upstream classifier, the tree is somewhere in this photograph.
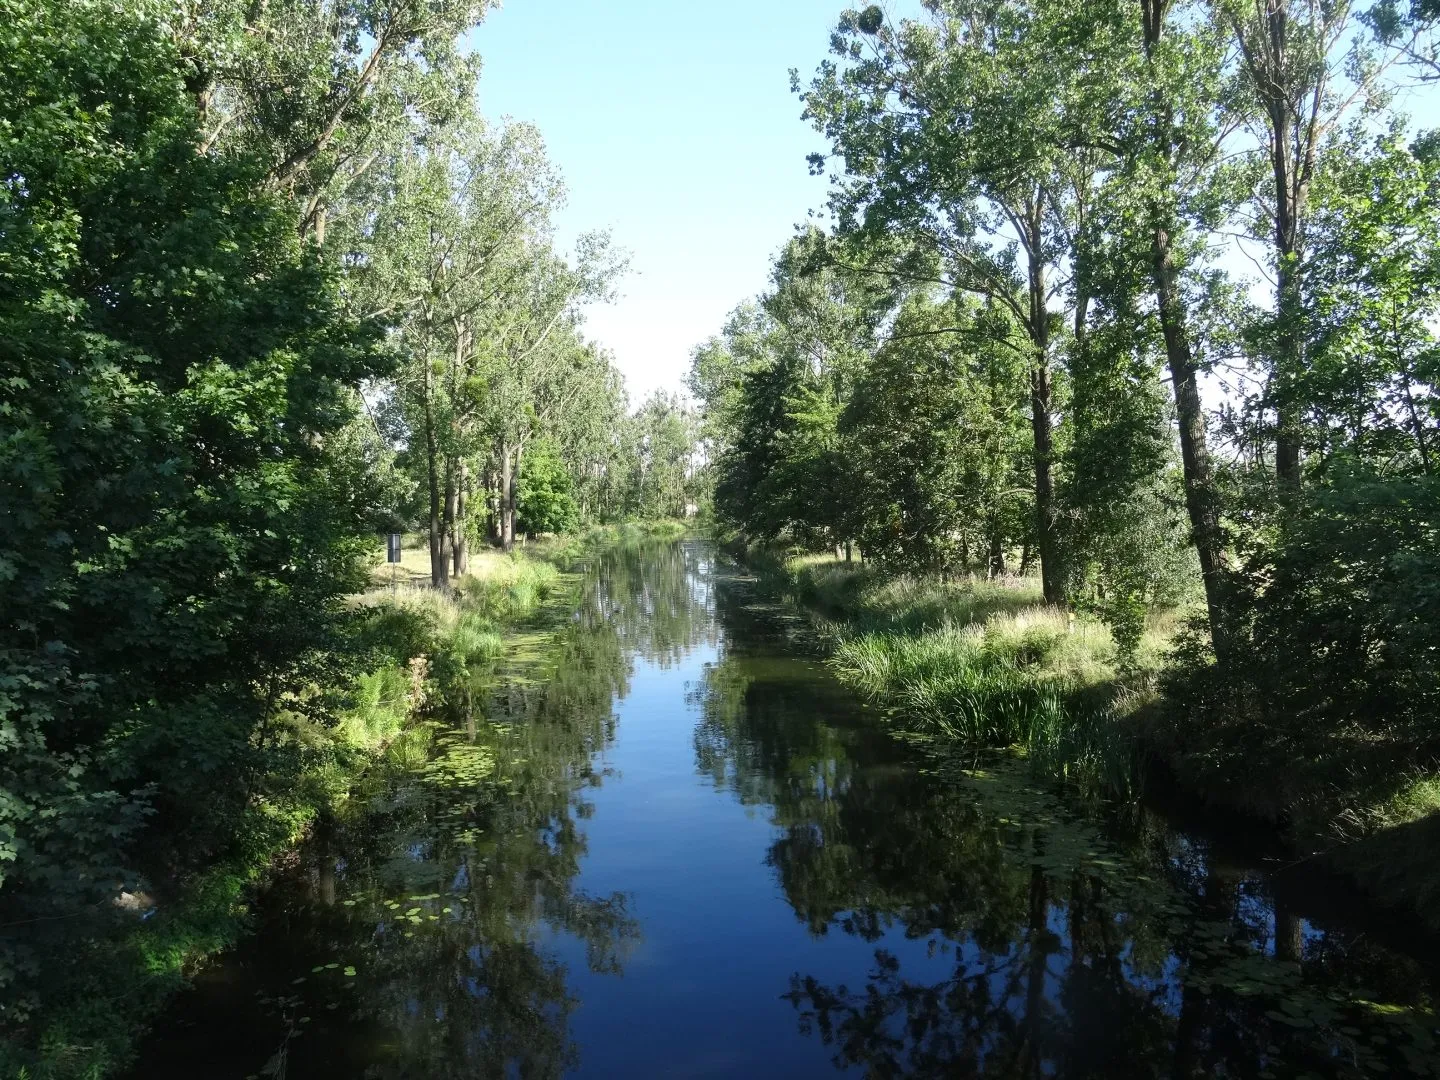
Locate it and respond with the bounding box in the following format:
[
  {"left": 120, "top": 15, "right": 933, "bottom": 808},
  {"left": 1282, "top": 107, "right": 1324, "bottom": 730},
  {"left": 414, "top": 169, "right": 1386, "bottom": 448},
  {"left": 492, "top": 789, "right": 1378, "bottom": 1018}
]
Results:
[
  {"left": 1300, "top": 129, "right": 1440, "bottom": 475},
  {"left": 629, "top": 392, "right": 702, "bottom": 521},
  {"left": 1218, "top": 0, "right": 1422, "bottom": 492},
  {"left": 358, "top": 111, "right": 621, "bottom": 579},
  {"left": 800, "top": 2, "right": 1084, "bottom": 603},
  {"left": 0, "top": 0, "right": 393, "bottom": 1028},
  {"left": 177, "top": 0, "right": 494, "bottom": 236},
  {"left": 1058, "top": 0, "right": 1238, "bottom": 654},
  {"left": 842, "top": 295, "right": 1033, "bottom": 572},
  {"left": 517, "top": 438, "right": 580, "bottom": 536},
  {"left": 692, "top": 234, "right": 886, "bottom": 549}
]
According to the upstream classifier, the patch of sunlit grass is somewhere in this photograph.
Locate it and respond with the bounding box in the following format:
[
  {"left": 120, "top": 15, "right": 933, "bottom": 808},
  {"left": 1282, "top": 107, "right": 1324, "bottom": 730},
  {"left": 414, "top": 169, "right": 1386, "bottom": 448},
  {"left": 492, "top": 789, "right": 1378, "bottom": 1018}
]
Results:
[{"left": 771, "top": 554, "right": 1175, "bottom": 799}]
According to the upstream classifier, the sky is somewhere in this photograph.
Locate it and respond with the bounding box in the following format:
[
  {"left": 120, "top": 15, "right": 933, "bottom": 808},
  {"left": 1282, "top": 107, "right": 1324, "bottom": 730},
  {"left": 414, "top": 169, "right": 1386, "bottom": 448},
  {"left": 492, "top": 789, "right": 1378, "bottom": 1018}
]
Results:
[
  {"left": 465, "top": 3, "right": 1440, "bottom": 409},
  {"left": 465, "top": 0, "right": 877, "bottom": 406}
]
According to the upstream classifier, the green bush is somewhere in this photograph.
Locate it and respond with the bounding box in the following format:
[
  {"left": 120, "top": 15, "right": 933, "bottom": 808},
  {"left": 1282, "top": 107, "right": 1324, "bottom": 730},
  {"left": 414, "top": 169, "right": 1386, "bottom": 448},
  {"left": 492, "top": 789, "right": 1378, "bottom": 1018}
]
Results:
[
  {"left": 1164, "top": 467, "right": 1440, "bottom": 828},
  {"left": 517, "top": 438, "right": 581, "bottom": 536}
]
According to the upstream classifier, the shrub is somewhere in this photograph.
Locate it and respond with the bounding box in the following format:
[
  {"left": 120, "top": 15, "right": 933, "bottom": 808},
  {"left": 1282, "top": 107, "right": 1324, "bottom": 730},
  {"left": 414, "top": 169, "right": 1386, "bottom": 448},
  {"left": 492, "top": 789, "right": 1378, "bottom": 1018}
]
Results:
[{"left": 1164, "top": 466, "right": 1440, "bottom": 829}]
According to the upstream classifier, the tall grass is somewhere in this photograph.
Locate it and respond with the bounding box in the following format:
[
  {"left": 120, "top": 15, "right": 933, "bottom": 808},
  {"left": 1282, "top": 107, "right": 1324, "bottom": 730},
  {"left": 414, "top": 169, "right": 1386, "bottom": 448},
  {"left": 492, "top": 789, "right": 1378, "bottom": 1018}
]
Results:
[
  {"left": 338, "top": 663, "right": 414, "bottom": 750},
  {"left": 454, "top": 554, "right": 562, "bottom": 621},
  {"left": 345, "top": 551, "right": 564, "bottom": 743},
  {"left": 770, "top": 557, "right": 1167, "bottom": 799},
  {"left": 795, "top": 561, "right": 1045, "bottom": 636}
]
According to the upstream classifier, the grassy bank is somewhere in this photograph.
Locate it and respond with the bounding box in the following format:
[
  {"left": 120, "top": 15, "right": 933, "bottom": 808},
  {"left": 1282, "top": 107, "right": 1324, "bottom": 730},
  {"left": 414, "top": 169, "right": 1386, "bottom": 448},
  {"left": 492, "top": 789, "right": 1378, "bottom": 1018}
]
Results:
[
  {"left": 7, "top": 549, "right": 573, "bottom": 1080},
  {"left": 766, "top": 555, "right": 1167, "bottom": 798},
  {"left": 747, "top": 549, "right": 1440, "bottom": 932},
  {"left": 371, "top": 521, "right": 688, "bottom": 588}
]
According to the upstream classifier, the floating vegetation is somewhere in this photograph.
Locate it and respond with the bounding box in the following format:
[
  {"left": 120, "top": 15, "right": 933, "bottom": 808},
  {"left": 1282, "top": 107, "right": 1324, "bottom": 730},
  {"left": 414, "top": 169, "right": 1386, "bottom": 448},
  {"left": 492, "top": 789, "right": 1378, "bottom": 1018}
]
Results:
[{"left": 916, "top": 753, "right": 1440, "bottom": 1077}]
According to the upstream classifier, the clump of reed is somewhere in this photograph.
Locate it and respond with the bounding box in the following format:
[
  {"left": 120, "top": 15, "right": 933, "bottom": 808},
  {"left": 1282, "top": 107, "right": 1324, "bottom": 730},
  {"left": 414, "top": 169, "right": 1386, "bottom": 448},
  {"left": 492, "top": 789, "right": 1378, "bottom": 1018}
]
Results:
[
  {"left": 454, "top": 554, "right": 562, "bottom": 622},
  {"left": 832, "top": 611, "right": 1149, "bottom": 797},
  {"left": 775, "top": 556, "right": 1167, "bottom": 798}
]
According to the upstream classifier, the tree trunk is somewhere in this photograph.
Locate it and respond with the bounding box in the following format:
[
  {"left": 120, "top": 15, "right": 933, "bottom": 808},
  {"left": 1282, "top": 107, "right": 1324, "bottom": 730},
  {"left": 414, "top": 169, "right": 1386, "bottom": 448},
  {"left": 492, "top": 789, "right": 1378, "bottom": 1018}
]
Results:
[
  {"left": 438, "top": 459, "right": 455, "bottom": 588},
  {"left": 1401, "top": 369, "right": 1433, "bottom": 475},
  {"left": 1025, "top": 206, "right": 1066, "bottom": 607},
  {"left": 1237, "top": 0, "right": 1311, "bottom": 494},
  {"left": 1030, "top": 359, "right": 1064, "bottom": 605},
  {"left": 452, "top": 461, "right": 470, "bottom": 577},
  {"left": 1273, "top": 262, "right": 1304, "bottom": 494},
  {"left": 499, "top": 443, "right": 524, "bottom": 552},
  {"left": 1140, "top": 0, "right": 1229, "bottom": 658},
  {"left": 499, "top": 445, "right": 513, "bottom": 551},
  {"left": 1153, "top": 227, "right": 1230, "bottom": 658},
  {"left": 1272, "top": 111, "right": 1304, "bottom": 492},
  {"left": 988, "top": 527, "right": 1007, "bottom": 579},
  {"left": 506, "top": 443, "right": 524, "bottom": 551},
  {"left": 484, "top": 463, "right": 501, "bottom": 546},
  {"left": 422, "top": 361, "right": 448, "bottom": 590}
]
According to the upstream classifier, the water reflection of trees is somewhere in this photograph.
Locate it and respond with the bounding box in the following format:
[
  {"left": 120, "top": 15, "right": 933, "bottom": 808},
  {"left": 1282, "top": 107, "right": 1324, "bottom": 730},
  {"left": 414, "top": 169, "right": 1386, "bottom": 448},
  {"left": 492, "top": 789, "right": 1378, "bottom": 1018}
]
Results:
[
  {"left": 276, "top": 538, "right": 714, "bottom": 1078},
  {"left": 695, "top": 576, "right": 1440, "bottom": 1079},
  {"left": 576, "top": 539, "right": 718, "bottom": 666}
]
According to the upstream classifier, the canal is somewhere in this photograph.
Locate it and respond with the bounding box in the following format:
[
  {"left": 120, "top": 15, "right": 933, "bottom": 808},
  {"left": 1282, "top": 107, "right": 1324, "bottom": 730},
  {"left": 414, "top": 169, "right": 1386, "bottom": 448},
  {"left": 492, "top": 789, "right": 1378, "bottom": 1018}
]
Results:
[{"left": 131, "top": 538, "right": 1440, "bottom": 1078}]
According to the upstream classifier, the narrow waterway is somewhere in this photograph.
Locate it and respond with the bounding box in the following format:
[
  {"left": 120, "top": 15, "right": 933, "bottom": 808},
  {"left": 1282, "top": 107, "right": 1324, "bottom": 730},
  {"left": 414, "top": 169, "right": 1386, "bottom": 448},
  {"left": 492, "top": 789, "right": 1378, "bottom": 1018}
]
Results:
[{"left": 132, "top": 539, "right": 1439, "bottom": 1078}]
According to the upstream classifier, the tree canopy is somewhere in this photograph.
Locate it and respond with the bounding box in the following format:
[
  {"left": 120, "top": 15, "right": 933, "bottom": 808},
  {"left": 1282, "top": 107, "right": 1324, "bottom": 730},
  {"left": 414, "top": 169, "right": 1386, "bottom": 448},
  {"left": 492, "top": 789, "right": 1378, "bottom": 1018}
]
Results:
[{"left": 691, "top": 0, "right": 1440, "bottom": 697}]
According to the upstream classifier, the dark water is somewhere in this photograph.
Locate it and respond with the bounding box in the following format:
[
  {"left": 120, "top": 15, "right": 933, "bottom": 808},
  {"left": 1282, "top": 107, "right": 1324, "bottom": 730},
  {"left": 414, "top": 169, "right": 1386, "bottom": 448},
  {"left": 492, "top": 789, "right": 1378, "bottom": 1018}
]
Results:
[{"left": 131, "top": 539, "right": 1439, "bottom": 1078}]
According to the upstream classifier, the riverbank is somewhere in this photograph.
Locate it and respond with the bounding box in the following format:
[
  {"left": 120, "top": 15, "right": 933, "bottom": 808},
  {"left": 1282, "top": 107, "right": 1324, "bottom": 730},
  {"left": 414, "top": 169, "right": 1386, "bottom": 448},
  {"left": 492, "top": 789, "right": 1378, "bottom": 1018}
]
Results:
[
  {"left": 5, "top": 547, "right": 578, "bottom": 1080},
  {"left": 742, "top": 548, "right": 1440, "bottom": 934}
]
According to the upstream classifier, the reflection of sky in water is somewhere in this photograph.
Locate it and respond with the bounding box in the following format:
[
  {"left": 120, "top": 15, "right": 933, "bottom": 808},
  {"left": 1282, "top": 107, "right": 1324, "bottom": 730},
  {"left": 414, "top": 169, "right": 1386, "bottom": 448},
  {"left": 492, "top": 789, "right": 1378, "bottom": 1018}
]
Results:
[{"left": 543, "top": 647, "right": 971, "bottom": 1077}]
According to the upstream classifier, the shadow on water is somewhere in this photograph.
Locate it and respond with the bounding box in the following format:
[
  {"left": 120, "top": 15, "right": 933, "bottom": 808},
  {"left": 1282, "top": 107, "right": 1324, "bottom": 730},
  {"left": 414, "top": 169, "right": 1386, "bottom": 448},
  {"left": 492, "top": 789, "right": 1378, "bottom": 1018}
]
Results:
[
  {"left": 699, "top": 562, "right": 1440, "bottom": 1079},
  {"left": 128, "top": 540, "right": 714, "bottom": 1080},
  {"left": 129, "top": 540, "right": 1438, "bottom": 1078}
]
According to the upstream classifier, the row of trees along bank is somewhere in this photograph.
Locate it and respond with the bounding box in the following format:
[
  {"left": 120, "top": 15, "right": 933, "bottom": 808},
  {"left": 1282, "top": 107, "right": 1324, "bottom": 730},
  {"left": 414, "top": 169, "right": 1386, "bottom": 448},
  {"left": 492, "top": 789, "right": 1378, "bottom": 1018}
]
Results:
[
  {"left": 691, "top": 1, "right": 1440, "bottom": 819},
  {"left": 332, "top": 56, "right": 703, "bottom": 588},
  {"left": 0, "top": 0, "right": 699, "bottom": 1071}
]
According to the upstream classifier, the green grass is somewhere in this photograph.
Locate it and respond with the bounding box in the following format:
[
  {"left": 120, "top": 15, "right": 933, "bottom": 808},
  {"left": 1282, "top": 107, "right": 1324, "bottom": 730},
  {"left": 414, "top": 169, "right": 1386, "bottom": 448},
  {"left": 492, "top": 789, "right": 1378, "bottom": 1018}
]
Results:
[
  {"left": 757, "top": 555, "right": 1174, "bottom": 799},
  {"left": 1377, "top": 774, "right": 1440, "bottom": 828}
]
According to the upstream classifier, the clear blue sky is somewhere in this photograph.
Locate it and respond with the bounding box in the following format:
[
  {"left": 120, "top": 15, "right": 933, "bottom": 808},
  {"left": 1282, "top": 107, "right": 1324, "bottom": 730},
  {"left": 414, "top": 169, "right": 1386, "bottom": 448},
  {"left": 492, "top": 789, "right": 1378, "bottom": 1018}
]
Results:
[{"left": 466, "top": 0, "right": 887, "bottom": 405}]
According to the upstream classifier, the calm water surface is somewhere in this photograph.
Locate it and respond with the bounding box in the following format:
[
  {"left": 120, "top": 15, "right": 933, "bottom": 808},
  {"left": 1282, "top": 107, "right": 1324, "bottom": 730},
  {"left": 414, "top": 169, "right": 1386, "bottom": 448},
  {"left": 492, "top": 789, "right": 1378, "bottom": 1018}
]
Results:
[{"left": 132, "top": 539, "right": 1440, "bottom": 1078}]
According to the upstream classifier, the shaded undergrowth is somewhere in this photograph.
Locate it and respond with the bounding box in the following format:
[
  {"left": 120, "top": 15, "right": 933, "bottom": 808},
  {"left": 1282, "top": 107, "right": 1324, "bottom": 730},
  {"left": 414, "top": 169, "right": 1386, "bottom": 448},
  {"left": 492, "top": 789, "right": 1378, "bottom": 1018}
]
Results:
[{"left": 4, "top": 548, "right": 577, "bottom": 1080}]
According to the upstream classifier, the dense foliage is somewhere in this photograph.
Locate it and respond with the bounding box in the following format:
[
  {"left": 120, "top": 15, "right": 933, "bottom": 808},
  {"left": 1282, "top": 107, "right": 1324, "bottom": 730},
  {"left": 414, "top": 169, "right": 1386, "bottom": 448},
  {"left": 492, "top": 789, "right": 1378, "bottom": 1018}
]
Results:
[
  {"left": 0, "top": 0, "right": 398, "bottom": 1035},
  {"left": 691, "top": 1, "right": 1440, "bottom": 800},
  {"left": 0, "top": 0, "right": 697, "bottom": 1071}
]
